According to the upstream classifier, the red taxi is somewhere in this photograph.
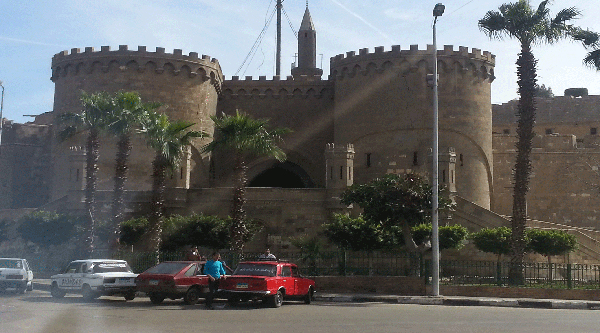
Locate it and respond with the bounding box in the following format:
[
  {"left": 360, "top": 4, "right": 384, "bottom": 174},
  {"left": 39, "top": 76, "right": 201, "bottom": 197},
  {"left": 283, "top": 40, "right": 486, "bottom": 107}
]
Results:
[
  {"left": 219, "top": 260, "right": 315, "bottom": 308},
  {"left": 135, "top": 261, "right": 208, "bottom": 305}
]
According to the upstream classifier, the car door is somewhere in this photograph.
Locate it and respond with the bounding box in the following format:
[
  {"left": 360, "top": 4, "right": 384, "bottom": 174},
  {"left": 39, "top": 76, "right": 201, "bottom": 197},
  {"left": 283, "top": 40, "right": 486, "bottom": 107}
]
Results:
[
  {"left": 23, "top": 260, "right": 33, "bottom": 282},
  {"left": 58, "top": 262, "right": 81, "bottom": 290},
  {"left": 279, "top": 265, "right": 295, "bottom": 295},
  {"left": 291, "top": 265, "right": 303, "bottom": 295}
]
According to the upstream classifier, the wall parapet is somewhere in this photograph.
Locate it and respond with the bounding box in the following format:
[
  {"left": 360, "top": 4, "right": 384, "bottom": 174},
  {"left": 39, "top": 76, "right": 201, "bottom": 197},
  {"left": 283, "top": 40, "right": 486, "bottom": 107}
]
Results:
[
  {"left": 51, "top": 45, "right": 223, "bottom": 92},
  {"left": 221, "top": 78, "right": 333, "bottom": 100},
  {"left": 330, "top": 44, "right": 495, "bottom": 81}
]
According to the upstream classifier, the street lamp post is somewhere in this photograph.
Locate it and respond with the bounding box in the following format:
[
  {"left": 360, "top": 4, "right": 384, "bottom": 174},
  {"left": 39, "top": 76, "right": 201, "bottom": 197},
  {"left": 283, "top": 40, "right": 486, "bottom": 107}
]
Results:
[
  {"left": 431, "top": 3, "right": 445, "bottom": 297},
  {"left": 0, "top": 80, "right": 4, "bottom": 147}
]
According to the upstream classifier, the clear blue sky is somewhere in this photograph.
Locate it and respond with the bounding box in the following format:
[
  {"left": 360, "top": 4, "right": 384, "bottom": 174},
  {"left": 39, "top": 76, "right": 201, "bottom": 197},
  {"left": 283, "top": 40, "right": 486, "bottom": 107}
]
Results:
[{"left": 1, "top": 0, "right": 599, "bottom": 123}]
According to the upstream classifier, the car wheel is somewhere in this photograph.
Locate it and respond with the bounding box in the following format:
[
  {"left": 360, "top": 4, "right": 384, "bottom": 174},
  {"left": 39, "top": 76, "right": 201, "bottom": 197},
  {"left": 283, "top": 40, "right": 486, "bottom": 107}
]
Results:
[
  {"left": 269, "top": 290, "right": 283, "bottom": 308},
  {"left": 82, "top": 285, "right": 95, "bottom": 301},
  {"left": 51, "top": 283, "right": 65, "bottom": 298},
  {"left": 304, "top": 287, "right": 314, "bottom": 304},
  {"left": 183, "top": 287, "right": 200, "bottom": 305},
  {"left": 27, "top": 281, "right": 34, "bottom": 292},
  {"left": 149, "top": 293, "right": 165, "bottom": 305},
  {"left": 124, "top": 292, "right": 136, "bottom": 301},
  {"left": 17, "top": 283, "right": 27, "bottom": 294}
]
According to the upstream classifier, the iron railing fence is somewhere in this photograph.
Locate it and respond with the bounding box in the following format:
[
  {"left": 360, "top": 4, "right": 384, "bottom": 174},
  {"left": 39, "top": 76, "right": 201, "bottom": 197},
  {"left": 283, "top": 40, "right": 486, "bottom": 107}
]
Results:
[{"left": 5, "top": 248, "right": 600, "bottom": 289}]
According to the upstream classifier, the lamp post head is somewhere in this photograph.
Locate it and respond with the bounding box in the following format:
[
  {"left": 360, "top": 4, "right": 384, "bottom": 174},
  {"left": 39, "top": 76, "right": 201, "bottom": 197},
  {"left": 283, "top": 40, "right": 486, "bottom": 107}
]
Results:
[{"left": 433, "top": 3, "right": 445, "bottom": 17}]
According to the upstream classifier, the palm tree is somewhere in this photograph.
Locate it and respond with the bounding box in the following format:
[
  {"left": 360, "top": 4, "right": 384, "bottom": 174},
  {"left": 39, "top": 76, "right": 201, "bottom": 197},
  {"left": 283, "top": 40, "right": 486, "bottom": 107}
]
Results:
[
  {"left": 141, "top": 111, "right": 207, "bottom": 258},
  {"left": 57, "top": 91, "right": 114, "bottom": 257},
  {"left": 201, "top": 110, "right": 290, "bottom": 258},
  {"left": 479, "top": 0, "right": 600, "bottom": 285},
  {"left": 106, "top": 92, "right": 161, "bottom": 249}
]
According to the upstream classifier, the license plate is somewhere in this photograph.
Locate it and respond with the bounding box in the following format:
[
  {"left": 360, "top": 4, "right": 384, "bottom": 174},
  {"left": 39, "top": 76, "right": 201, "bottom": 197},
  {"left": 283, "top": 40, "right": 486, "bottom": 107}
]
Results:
[
  {"left": 119, "top": 278, "right": 131, "bottom": 283},
  {"left": 236, "top": 283, "right": 248, "bottom": 289},
  {"left": 149, "top": 280, "right": 159, "bottom": 285}
]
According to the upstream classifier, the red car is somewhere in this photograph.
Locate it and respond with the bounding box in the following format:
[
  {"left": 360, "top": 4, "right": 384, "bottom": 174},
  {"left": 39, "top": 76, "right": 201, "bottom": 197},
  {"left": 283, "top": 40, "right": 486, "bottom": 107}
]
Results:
[
  {"left": 219, "top": 260, "right": 316, "bottom": 308},
  {"left": 135, "top": 261, "right": 209, "bottom": 305}
]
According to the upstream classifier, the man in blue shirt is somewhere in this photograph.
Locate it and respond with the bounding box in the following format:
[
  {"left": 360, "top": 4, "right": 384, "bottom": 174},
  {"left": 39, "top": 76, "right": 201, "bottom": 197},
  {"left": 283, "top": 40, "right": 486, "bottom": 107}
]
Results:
[{"left": 203, "top": 252, "right": 227, "bottom": 309}]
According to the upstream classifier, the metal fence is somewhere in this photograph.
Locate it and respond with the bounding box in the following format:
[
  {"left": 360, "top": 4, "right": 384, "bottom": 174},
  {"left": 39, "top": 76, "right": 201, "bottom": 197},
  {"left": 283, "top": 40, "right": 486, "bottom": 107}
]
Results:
[{"left": 6, "top": 248, "right": 600, "bottom": 289}]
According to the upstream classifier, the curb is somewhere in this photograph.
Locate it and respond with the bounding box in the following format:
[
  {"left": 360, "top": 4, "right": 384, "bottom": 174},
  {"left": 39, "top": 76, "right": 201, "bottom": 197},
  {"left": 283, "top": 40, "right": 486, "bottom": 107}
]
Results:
[{"left": 313, "top": 294, "right": 600, "bottom": 310}]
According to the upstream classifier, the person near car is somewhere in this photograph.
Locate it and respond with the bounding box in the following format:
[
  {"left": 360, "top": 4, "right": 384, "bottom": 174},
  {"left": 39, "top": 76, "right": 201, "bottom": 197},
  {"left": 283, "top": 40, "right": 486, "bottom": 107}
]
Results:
[
  {"left": 185, "top": 246, "right": 201, "bottom": 261},
  {"left": 203, "top": 252, "right": 227, "bottom": 309},
  {"left": 259, "top": 248, "right": 276, "bottom": 260}
]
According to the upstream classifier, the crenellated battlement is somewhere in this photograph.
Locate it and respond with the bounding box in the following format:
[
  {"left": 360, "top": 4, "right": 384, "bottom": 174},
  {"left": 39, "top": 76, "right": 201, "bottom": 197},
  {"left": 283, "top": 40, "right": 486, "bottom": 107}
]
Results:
[
  {"left": 221, "top": 75, "right": 332, "bottom": 100},
  {"left": 51, "top": 45, "right": 224, "bottom": 92},
  {"left": 330, "top": 44, "right": 495, "bottom": 81}
]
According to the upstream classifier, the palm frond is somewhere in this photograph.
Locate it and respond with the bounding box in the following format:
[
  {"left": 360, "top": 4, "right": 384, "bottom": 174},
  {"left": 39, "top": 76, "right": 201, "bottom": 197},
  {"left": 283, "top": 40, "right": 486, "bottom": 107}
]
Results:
[{"left": 583, "top": 49, "right": 600, "bottom": 71}]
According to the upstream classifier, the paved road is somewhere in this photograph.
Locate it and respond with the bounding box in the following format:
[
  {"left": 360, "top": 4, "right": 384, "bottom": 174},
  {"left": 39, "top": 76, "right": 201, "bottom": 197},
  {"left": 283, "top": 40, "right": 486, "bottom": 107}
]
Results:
[{"left": 3, "top": 290, "right": 600, "bottom": 333}]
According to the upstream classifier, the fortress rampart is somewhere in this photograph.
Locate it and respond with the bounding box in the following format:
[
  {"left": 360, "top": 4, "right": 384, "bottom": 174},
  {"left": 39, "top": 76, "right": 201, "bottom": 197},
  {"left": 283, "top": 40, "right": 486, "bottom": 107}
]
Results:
[
  {"left": 49, "top": 46, "right": 224, "bottom": 201},
  {"left": 330, "top": 44, "right": 494, "bottom": 80},
  {"left": 329, "top": 44, "right": 495, "bottom": 208}
]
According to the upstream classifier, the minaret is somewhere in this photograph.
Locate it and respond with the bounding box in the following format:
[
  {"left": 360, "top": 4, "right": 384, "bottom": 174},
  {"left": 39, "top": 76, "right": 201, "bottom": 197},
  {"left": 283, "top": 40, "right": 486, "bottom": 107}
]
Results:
[{"left": 291, "top": 3, "right": 323, "bottom": 78}]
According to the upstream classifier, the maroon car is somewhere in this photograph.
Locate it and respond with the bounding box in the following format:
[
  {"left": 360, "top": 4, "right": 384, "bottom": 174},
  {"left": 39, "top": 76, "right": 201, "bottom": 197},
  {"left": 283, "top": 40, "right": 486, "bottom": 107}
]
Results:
[
  {"left": 219, "top": 260, "right": 316, "bottom": 308},
  {"left": 135, "top": 261, "right": 209, "bottom": 305}
]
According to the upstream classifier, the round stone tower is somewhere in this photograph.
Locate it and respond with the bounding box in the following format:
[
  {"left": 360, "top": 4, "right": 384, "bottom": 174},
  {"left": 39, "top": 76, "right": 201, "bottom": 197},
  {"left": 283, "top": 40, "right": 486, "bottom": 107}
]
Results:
[
  {"left": 50, "top": 45, "right": 223, "bottom": 201},
  {"left": 330, "top": 44, "right": 495, "bottom": 208}
]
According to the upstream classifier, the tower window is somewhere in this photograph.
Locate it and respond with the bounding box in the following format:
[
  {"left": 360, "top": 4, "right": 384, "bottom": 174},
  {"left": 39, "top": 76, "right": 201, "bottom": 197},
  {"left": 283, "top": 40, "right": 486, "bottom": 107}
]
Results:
[
  {"left": 340, "top": 166, "right": 343, "bottom": 180},
  {"left": 459, "top": 154, "right": 463, "bottom": 166},
  {"left": 591, "top": 127, "right": 597, "bottom": 135},
  {"left": 330, "top": 167, "right": 333, "bottom": 179},
  {"left": 180, "top": 167, "right": 184, "bottom": 179},
  {"left": 413, "top": 152, "right": 418, "bottom": 166},
  {"left": 451, "top": 170, "right": 454, "bottom": 184},
  {"left": 442, "top": 170, "right": 446, "bottom": 183},
  {"left": 366, "top": 153, "right": 371, "bottom": 167},
  {"left": 305, "top": 32, "right": 308, "bottom": 38},
  {"left": 348, "top": 167, "right": 352, "bottom": 180},
  {"left": 503, "top": 129, "right": 510, "bottom": 134},
  {"left": 545, "top": 128, "right": 553, "bottom": 135}
]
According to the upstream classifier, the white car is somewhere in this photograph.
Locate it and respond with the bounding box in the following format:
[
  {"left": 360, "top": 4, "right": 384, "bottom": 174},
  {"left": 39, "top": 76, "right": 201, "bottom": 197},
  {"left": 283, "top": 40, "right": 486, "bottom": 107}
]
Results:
[
  {"left": 51, "top": 259, "right": 138, "bottom": 300},
  {"left": 0, "top": 258, "right": 34, "bottom": 293}
]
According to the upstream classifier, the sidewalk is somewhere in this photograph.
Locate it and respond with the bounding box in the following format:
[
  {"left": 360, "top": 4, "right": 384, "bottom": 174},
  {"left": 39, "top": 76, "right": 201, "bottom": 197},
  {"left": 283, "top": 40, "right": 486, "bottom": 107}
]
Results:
[{"left": 33, "top": 279, "right": 600, "bottom": 310}]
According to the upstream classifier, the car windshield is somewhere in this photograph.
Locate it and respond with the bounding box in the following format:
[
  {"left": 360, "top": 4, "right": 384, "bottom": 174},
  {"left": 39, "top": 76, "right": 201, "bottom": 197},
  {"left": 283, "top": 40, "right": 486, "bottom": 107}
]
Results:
[
  {"left": 91, "top": 262, "right": 133, "bottom": 273},
  {"left": 0, "top": 259, "right": 21, "bottom": 269},
  {"left": 144, "top": 262, "right": 189, "bottom": 274},
  {"left": 233, "top": 263, "right": 277, "bottom": 277}
]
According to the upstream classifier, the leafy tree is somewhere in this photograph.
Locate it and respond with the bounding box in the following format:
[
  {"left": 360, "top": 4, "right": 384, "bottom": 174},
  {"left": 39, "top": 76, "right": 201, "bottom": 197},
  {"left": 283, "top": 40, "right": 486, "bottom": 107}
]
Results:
[
  {"left": 479, "top": 0, "right": 600, "bottom": 285},
  {"left": 56, "top": 91, "right": 115, "bottom": 256},
  {"left": 119, "top": 217, "right": 150, "bottom": 247},
  {"left": 289, "top": 235, "right": 325, "bottom": 276},
  {"left": 470, "top": 227, "right": 513, "bottom": 263},
  {"left": 527, "top": 229, "right": 577, "bottom": 262},
  {"left": 161, "top": 214, "right": 231, "bottom": 251},
  {"left": 411, "top": 224, "right": 468, "bottom": 252},
  {"left": 106, "top": 91, "right": 161, "bottom": 248},
  {"left": 323, "top": 214, "right": 384, "bottom": 252},
  {"left": 201, "top": 110, "right": 290, "bottom": 258},
  {"left": 140, "top": 111, "right": 207, "bottom": 258},
  {"left": 534, "top": 84, "right": 554, "bottom": 98},
  {"left": 340, "top": 173, "right": 454, "bottom": 253},
  {"left": 16, "top": 211, "right": 78, "bottom": 247}
]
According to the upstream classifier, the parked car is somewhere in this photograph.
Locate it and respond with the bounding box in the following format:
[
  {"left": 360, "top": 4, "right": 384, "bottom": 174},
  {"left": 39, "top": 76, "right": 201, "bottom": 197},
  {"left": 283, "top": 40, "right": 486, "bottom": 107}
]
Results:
[
  {"left": 50, "top": 259, "right": 137, "bottom": 301},
  {"left": 0, "top": 258, "right": 34, "bottom": 294},
  {"left": 219, "top": 260, "right": 316, "bottom": 308},
  {"left": 135, "top": 261, "right": 209, "bottom": 305}
]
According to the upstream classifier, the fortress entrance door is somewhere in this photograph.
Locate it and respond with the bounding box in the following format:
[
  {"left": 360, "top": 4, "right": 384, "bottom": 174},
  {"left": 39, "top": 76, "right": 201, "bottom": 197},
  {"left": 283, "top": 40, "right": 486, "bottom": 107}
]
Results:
[{"left": 248, "top": 161, "right": 314, "bottom": 188}]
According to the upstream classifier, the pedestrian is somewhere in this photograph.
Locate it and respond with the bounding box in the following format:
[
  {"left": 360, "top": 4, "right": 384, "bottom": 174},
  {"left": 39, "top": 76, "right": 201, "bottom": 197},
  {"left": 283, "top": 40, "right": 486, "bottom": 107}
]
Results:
[
  {"left": 259, "top": 248, "right": 276, "bottom": 260},
  {"left": 185, "top": 246, "right": 201, "bottom": 261},
  {"left": 203, "top": 252, "right": 227, "bottom": 309}
]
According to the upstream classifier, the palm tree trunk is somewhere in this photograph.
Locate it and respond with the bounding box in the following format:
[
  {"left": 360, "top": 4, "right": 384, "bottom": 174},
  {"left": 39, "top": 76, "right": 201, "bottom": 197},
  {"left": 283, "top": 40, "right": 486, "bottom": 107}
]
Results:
[
  {"left": 110, "top": 133, "right": 131, "bottom": 251},
  {"left": 84, "top": 128, "right": 100, "bottom": 257},
  {"left": 230, "top": 156, "right": 248, "bottom": 259},
  {"left": 149, "top": 154, "right": 167, "bottom": 263},
  {"left": 509, "top": 43, "right": 537, "bottom": 286}
]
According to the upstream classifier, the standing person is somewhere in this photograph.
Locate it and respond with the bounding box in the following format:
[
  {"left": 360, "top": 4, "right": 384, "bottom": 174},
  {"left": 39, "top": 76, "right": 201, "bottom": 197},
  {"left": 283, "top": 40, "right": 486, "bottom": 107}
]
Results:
[
  {"left": 185, "top": 246, "right": 200, "bottom": 261},
  {"left": 203, "top": 252, "right": 227, "bottom": 309},
  {"left": 259, "top": 248, "right": 276, "bottom": 260}
]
